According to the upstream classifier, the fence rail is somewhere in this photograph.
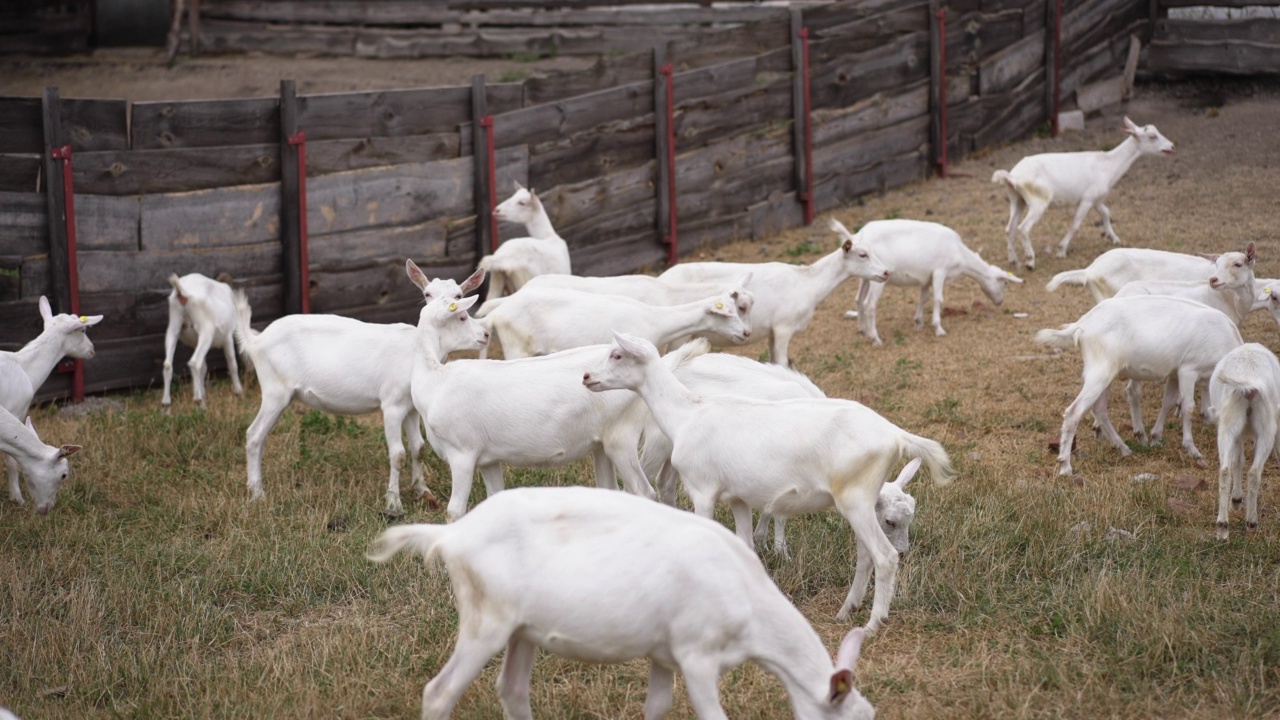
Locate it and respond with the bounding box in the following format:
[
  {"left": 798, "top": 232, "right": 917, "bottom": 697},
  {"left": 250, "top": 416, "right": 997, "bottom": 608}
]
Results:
[{"left": 2, "top": 0, "right": 1149, "bottom": 400}]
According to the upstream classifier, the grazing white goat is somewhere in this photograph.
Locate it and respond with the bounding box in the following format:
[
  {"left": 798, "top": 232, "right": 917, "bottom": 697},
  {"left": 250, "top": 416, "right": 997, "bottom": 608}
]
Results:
[
  {"left": 516, "top": 272, "right": 756, "bottom": 346},
  {"left": 1255, "top": 280, "right": 1280, "bottom": 327},
  {"left": 659, "top": 229, "right": 890, "bottom": 366},
  {"left": 584, "top": 333, "right": 954, "bottom": 632},
  {"left": 479, "top": 183, "right": 571, "bottom": 302},
  {"left": 1112, "top": 244, "right": 1257, "bottom": 326},
  {"left": 994, "top": 117, "right": 1175, "bottom": 268},
  {"left": 1208, "top": 344, "right": 1280, "bottom": 540},
  {"left": 475, "top": 287, "right": 751, "bottom": 360},
  {"left": 1045, "top": 248, "right": 1213, "bottom": 303},
  {"left": 827, "top": 218, "right": 1023, "bottom": 345},
  {"left": 1034, "top": 296, "right": 1242, "bottom": 476},
  {"left": 368, "top": 486, "right": 876, "bottom": 720},
  {"left": 410, "top": 293, "right": 669, "bottom": 522},
  {"left": 0, "top": 401, "right": 81, "bottom": 515},
  {"left": 162, "top": 273, "right": 246, "bottom": 410},
  {"left": 234, "top": 263, "right": 486, "bottom": 512},
  {"left": 1, "top": 297, "right": 101, "bottom": 507}
]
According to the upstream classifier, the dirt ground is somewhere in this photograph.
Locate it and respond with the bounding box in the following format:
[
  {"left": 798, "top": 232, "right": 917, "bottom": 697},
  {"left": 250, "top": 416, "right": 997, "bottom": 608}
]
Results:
[{"left": 0, "top": 48, "right": 597, "bottom": 100}]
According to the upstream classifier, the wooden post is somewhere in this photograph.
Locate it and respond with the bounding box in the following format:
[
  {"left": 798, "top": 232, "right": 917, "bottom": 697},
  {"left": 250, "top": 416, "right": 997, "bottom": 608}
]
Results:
[
  {"left": 41, "top": 87, "right": 71, "bottom": 316},
  {"left": 279, "top": 79, "right": 304, "bottom": 315},
  {"left": 471, "top": 74, "right": 496, "bottom": 259},
  {"left": 1044, "top": 0, "right": 1061, "bottom": 136},
  {"left": 790, "top": 9, "right": 814, "bottom": 224},
  {"left": 653, "top": 46, "right": 672, "bottom": 251},
  {"left": 928, "top": 0, "right": 946, "bottom": 176}
]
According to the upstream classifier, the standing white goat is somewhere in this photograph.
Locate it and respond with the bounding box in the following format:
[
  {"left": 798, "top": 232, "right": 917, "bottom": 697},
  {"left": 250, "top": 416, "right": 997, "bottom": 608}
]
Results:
[
  {"left": 659, "top": 229, "right": 890, "bottom": 366},
  {"left": 234, "top": 263, "right": 486, "bottom": 512},
  {"left": 1, "top": 297, "right": 101, "bottom": 507},
  {"left": 584, "top": 333, "right": 954, "bottom": 632},
  {"left": 1208, "top": 344, "right": 1280, "bottom": 540},
  {"left": 368, "top": 486, "right": 876, "bottom": 720},
  {"left": 994, "top": 117, "right": 1175, "bottom": 269},
  {"left": 0, "top": 369, "right": 82, "bottom": 515},
  {"left": 162, "top": 273, "right": 246, "bottom": 410},
  {"left": 1034, "top": 296, "right": 1243, "bottom": 476},
  {"left": 1045, "top": 248, "right": 1213, "bottom": 302},
  {"left": 479, "top": 183, "right": 571, "bottom": 302},
  {"left": 827, "top": 218, "right": 1023, "bottom": 345},
  {"left": 1112, "top": 244, "right": 1257, "bottom": 326},
  {"left": 475, "top": 287, "right": 751, "bottom": 360},
  {"left": 410, "top": 294, "right": 668, "bottom": 521}
]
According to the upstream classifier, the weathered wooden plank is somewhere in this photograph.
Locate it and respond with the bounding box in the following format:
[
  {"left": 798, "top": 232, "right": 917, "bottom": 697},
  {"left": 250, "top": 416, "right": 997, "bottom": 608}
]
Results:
[
  {"left": 672, "top": 77, "right": 794, "bottom": 153},
  {"left": 495, "top": 80, "right": 655, "bottom": 150},
  {"left": 671, "top": 48, "right": 792, "bottom": 106},
  {"left": 131, "top": 97, "right": 280, "bottom": 150},
  {"left": 307, "top": 260, "right": 424, "bottom": 314},
  {"left": 0, "top": 98, "right": 44, "bottom": 155},
  {"left": 945, "top": 8, "right": 1026, "bottom": 67},
  {"left": 1077, "top": 75, "right": 1125, "bottom": 113},
  {"left": 140, "top": 183, "right": 281, "bottom": 251},
  {"left": 0, "top": 298, "right": 45, "bottom": 344},
  {"left": 0, "top": 154, "right": 41, "bottom": 192},
  {"left": 812, "top": 115, "right": 930, "bottom": 185},
  {"left": 76, "top": 195, "right": 140, "bottom": 252},
  {"left": 812, "top": 148, "right": 929, "bottom": 214},
  {"left": 449, "top": 0, "right": 756, "bottom": 8},
  {"left": 201, "top": 18, "right": 359, "bottom": 55},
  {"left": 201, "top": 0, "right": 457, "bottom": 24},
  {"left": 1149, "top": 35, "right": 1280, "bottom": 75},
  {"left": 980, "top": 28, "right": 1046, "bottom": 95},
  {"left": 527, "top": 117, "right": 654, "bottom": 189},
  {"left": 540, "top": 163, "right": 656, "bottom": 238},
  {"left": 78, "top": 243, "right": 283, "bottom": 294},
  {"left": 974, "top": 76, "right": 1046, "bottom": 148},
  {"left": 1154, "top": 17, "right": 1280, "bottom": 44},
  {"left": 308, "top": 219, "right": 450, "bottom": 270},
  {"left": 296, "top": 84, "right": 521, "bottom": 141},
  {"left": 1061, "top": 24, "right": 1143, "bottom": 100},
  {"left": 663, "top": 17, "right": 791, "bottom": 69},
  {"left": 62, "top": 99, "right": 130, "bottom": 152},
  {"left": 0, "top": 256, "right": 19, "bottom": 303},
  {"left": 748, "top": 190, "right": 805, "bottom": 241},
  {"left": 352, "top": 25, "right": 727, "bottom": 59},
  {"left": 814, "top": 1, "right": 931, "bottom": 52},
  {"left": 1160, "top": 0, "right": 1280, "bottom": 7},
  {"left": 20, "top": 256, "right": 50, "bottom": 299},
  {"left": 559, "top": 201, "right": 657, "bottom": 254},
  {"left": 808, "top": 32, "right": 932, "bottom": 110},
  {"left": 0, "top": 191, "right": 49, "bottom": 256},
  {"left": 308, "top": 133, "right": 462, "bottom": 173},
  {"left": 803, "top": 0, "right": 927, "bottom": 34},
  {"left": 813, "top": 80, "right": 932, "bottom": 149},
  {"left": 525, "top": 52, "right": 653, "bottom": 105},
  {"left": 571, "top": 233, "right": 667, "bottom": 278},
  {"left": 72, "top": 144, "right": 281, "bottom": 195}
]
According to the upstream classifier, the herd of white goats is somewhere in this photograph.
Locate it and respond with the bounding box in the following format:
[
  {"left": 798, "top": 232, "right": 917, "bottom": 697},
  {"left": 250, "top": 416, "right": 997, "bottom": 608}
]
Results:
[{"left": 2, "top": 116, "right": 1275, "bottom": 719}]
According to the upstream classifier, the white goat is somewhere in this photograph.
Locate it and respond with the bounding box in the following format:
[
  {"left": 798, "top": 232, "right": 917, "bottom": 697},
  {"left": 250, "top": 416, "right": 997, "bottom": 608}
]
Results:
[
  {"left": 162, "top": 273, "right": 246, "bottom": 410},
  {"left": 475, "top": 287, "right": 751, "bottom": 360},
  {"left": 827, "top": 218, "right": 1023, "bottom": 345},
  {"left": 479, "top": 183, "right": 571, "bottom": 302},
  {"left": 410, "top": 295, "right": 666, "bottom": 522},
  {"left": 584, "top": 333, "right": 954, "bottom": 632},
  {"left": 514, "top": 272, "right": 756, "bottom": 346},
  {"left": 0, "top": 373, "right": 82, "bottom": 515},
  {"left": 1112, "top": 244, "right": 1257, "bottom": 326},
  {"left": 1034, "top": 296, "right": 1243, "bottom": 476},
  {"left": 1254, "top": 280, "right": 1280, "bottom": 327},
  {"left": 368, "top": 486, "right": 875, "bottom": 720},
  {"left": 1045, "top": 248, "right": 1214, "bottom": 303},
  {"left": 1208, "top": 344, "right": 1280, "bottom": 540},
  {"left": 994, "top": 116, "right": 1175, "bottom": 269},
  {"left": 234, "top": 263, "right": 486, "bottom": 512},
  {"left": 1, "top": 297, "right": 101, "bottom": 507},
  {"left": 659, "top": 230, "right": 890, "bottom": 366}
]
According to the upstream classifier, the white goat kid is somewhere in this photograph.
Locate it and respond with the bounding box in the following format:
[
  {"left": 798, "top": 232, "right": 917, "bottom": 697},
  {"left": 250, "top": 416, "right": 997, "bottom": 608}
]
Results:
[
  {"left": 1, "top": 297, "right": 101, "bottom": 507},
  {"left": 0, "top": 378, "right": 82, "bottom": 515},
  {"left": 1034, "top": 296, "right": 1243, "bottom": 476},
  {"left": 994, "top": 117, "right": 1175, "bottom": 268},
  {"left": 1045, "top": 248, "right": 1213, "bottom": 302},
  {"left": 162, "top": 273, "right": 246, "bottom": 410},
  {"left": 515, "top": 272, "right": 756, "bottom": 346},
  {"left": 235, "top": 264, "right": 486, "bottom": 512},
  {"left": 659, "top": 230, "right": 890, "bottom": 366},
  {"left": 411, "top": 299, "right": 664, "bottom": 522},
  {"left": 479, "top": 183, "right": 571, "bottom": 302},
  {"left": 827, "top": 219, "right": 1023, "bottom": 345},
  {"left": 368, "top": 486, "right": 876, "bottom": 720},
  {"left": 1208, "top": 343, "right": 1280, "bottom": 540},
  {"left": 1112, "top": 244, "right": 1257, "bottom": 326},
  {"left": 476, "top": 287, "right": 750, "bottom": 360},
  {"left": 584, "top": 333, "right": 954, "bottom": 632}
]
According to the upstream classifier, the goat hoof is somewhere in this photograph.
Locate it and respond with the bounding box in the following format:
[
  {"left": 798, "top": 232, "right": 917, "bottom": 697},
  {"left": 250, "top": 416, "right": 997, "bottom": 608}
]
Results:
[
  {"left": 380, "top": 506, "right": 406, "bottom": 521},
  {"left": 418, "top": 489, "right": 441, "bottom": 509},
  {"left": 1216, "top": 522, "right": 1229, "bottom": 540},
  {"left": 161, "top": 404, "right": 172, "bottom": 416},
  {"left": 1246, "top": 522, "right": 1260, "bottom": 533}
]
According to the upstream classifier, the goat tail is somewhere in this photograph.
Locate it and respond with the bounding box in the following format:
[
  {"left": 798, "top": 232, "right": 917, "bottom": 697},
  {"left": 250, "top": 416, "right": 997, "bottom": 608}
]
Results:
[
  {"left": 475, "top": 296, "right": 506, "bottom": 319},
  {"left": 664, "top": 337, "right": 712, "bottom": 368},
  {"left": 232, "top": 290, "right": 260, "bottom": 361},
  {"left": 1045, "top": 269, "right": 1089, "bottom": 292},
  {"left": 167, "top": 273, "right": 187, "bottom": 298},
  {"left": 366, "top": 523, "right": 452, "bottom": 564},
  {"left": 897, "top": 432, "right": 956, "bottom": 486},
  {"left": 1033, "top": 325, "right": 1082, "bottom": 352},
  {"left": 477, "top": 254, "right": 510, "bottom": 303},
  {"left": 991, "top": 169, "right": 1013, "bottom": 186}
]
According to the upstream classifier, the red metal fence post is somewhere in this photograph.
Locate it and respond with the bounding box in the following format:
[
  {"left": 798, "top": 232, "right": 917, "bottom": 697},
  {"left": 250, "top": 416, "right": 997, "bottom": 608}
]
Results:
[
  {"left": 480, "top": 115, "right": 499, "bottom": 253},
  {"left": 936, "top": 7, "right": 949, "bottom": 178},
  {"left": 50, "top": 143, "right": 84, "bottom": 402},
  {"left": 799, "top": 26, "right": 815, "bottom": 224},
  {"left": 660, "top": 63, "right": 678, "bottom": 266},
  {"left": 286, "top": 131, "right": 311, "bottom": 313}
]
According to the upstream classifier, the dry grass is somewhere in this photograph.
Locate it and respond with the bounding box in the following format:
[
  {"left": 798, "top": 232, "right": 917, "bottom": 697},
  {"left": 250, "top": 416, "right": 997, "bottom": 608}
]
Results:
[{"left": 4, "top": 85, "right": 1280, "bottom": 719}]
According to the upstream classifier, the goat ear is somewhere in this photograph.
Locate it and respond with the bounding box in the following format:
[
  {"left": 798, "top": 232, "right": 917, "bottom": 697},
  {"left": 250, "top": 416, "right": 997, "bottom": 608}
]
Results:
[
  {"left": 81, "top": 314, "right": 104, "bottom": 327},
  {"left": 842, "top": 239, "right": 853, "bottom": 253},
  {"left": 514, "top": 180, "right": 525, "bottom": 191},
  {"left": 1002, "top": 270, "right": 1024, "bottom": 284},
  {"left": 1246, "top": 242, "right": 1257, "bottom": 264},
  {"left": 58, "top": 444, "right": 82, "bottom": 459},
  {"left": 827, "top": 217, "right": 854, "bottom": 239},
  {"left": 1122, "top": 116, "right": 1140, "bottom": 135},
  {"left": 834, "top": 627, "right": 865, "bottom": 673},
  {"left": 612, "top": 332, "right": 650, "bottom": 359},
  {"left": 39, "top": 295, "right": 53, "bottom": 322},
  {"left": 405, "top": 259, "right": 429, "bottom": 291},
  {"left": 828, "top": 669, "right": 855, "bottom": 705},
  {"left": 1198, "top": 253, "right": 1221, "bottom": 262},
  {"left": 24, "top": 416, "right": 38, "bottom": 437},
  {"left": 453, "top": 295, "right": 479, "bottom": 313},
  {"left": 460, "top": 267, "right": 487, "bottom": 294},
  {"left": 894, "top": 458, "right": 923, "bottom": 488},
  {"left": 738, "top": 271, "right": 753, "bottom": 288}
]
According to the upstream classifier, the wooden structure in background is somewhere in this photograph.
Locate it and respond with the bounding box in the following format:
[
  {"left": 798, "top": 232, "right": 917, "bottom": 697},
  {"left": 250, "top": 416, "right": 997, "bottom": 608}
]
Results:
[
  {"left": 1, "top": 0, "right": 1155, "bottom": 399},
  {"left": 0, "top": 1, "right": 93, "bottom": 55},
  {"left": 1149, "top": 0, "right": 1280, "bottom": 74}
]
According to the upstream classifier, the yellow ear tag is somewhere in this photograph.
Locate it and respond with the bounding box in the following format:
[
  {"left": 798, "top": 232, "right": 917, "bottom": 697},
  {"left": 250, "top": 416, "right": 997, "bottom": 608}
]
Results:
[
  {"left": 448, "top": 302, "right": 459, "bottom": 312},
  {"left": 1006, "top": 271, "right": 1015, "bottom": 278},
  {"left": 715, "top": 302, "right": 724, "bottom": 309},
  {"left": 1266, "top": 288, "right": 1273, "bottom": 295},
  {"left": 79, "top": 315, "right": 88, "bottom": 323}
]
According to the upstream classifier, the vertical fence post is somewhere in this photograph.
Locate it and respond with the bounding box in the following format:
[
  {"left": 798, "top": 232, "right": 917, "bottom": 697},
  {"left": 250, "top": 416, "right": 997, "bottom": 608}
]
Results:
[
  {"left": 929, "top": 0, "right": 948, "bottom": 178},
  {"left": 1045, "top": 0, "right": 1061, "bottom": 137},
  {"left": 471, "top": 75, "right": 498, "bottom": 259},
  {"left": 279, "top": 79, "right": 309, "bottom": 315},
  {"left": 790, "top": 10, "right": 815, "bottom": 225},
  {"left": 653, "top": 48, "right": 678, "bottom": 266},
  {"left": 41, "top": 86, "right": 84, "bottom": 402}
]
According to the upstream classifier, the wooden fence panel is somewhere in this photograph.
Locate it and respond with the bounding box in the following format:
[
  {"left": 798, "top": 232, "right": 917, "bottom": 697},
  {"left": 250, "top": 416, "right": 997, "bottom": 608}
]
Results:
[
  {"left": 809, "top": 31, "right": 932, "bottom": 110},
  {"left": 73, "top": 145, "right": 281, "bottom": 195},
  {"left": 132, "top": 97, "right": 280, "bottom": 149},
  {"left": 1150, "top": 18, "right": 1280, "bottom": 74},
  {"left": 139, "top": 184, "right": 281, "bottom": 251},
  {"left": 297, "top": 84, "right": 521, "bottom": 140}
]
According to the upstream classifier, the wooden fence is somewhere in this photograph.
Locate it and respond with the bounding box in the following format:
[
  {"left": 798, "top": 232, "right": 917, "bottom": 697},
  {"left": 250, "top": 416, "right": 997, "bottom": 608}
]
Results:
[
  {"left": 1149, "top": 0, "right": 1280, "bottom": 74},
  {"left": 2, "top": 0, "right": 1146, "bottom": 400}
]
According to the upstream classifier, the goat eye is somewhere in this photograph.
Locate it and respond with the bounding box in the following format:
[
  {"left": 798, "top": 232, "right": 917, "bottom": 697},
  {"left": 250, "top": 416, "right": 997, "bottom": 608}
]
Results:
[
  {"left": 885, "top": 519, "right": 897, "bottom": 529},
  {"left": 858, "top": 252, "right": 868, "bottom": 259},
  {"left": 610, "top": 352, "right": 621, "bottom": 360},
  {"left": 61, "top": 473, "right": 67, "bottom": 480}
]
